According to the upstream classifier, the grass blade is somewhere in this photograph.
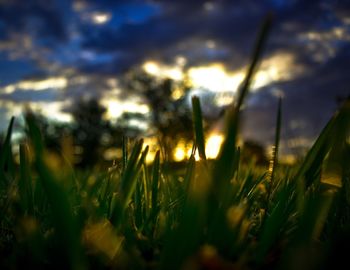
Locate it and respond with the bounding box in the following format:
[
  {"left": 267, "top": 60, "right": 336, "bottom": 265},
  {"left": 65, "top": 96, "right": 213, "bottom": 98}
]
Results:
[
  {"left": 191, "top": 96, "right": 206, "bottom": 160},
  {"left": 0, "top": 116, "right": 15, "bottom": 183},
  {"left": 25, "top": 114, "right": 86, "bottom": 270},
  {"left": 18, "top": 143, "right": 34, "bottom": 215},
  {"left": 150, "top": 150, "right": 160, "bottom": 228},
  {"left": 212, "top": 15, "right": 272, "bottom": 199},
  {"left": 266, "top": 97, "right": 282, "bottom": 207}
]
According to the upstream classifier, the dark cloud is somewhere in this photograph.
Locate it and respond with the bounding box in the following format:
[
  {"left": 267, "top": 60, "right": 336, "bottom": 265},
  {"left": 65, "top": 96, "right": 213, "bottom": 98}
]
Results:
[
  {"left": 0, "top": 88, "right": 60, "bottom": 102},
  {"left": 0, "top": 0, "right": 349, "bottom": 150},
  {"left": 0, "top": 55, "right": 40, "bottom": 86},
  {"left": 0, "top": 0, "right": 68, "bottom": 41},
  {"left": 242, "top": 41, "right": 350, "bottom": 150},
  {"left": 80, "top": 0, "right": 266, "bottom": 69},
  {"left": 78, "top": 0, "right": 349, "bottom": 73}
]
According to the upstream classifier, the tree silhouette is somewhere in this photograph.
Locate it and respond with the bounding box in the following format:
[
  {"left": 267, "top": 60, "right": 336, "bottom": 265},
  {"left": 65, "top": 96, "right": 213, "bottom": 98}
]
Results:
[
  {"left": 122, "top": 70, "right": 194, "bottom": 160},
  {"left": 241, "top": 140, "right": 268, "bottom": 166},
  {"left": 71, "top": 99, "right": 113, "bottom": 168}
]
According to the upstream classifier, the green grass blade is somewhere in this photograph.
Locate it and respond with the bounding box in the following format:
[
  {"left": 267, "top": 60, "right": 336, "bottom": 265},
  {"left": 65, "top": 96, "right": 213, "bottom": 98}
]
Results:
[
  {"left": 191, "top": 96, "right": 206, "bottom": 160},
  {"left": 120, "top": 139, "right": 144, "bottom": 197},
  {"left": 296, "top": 187, "right": 337, "bottom": 244},
  {"left": 150, "top": 150, "right": 160, "bottom": 227},
  {"left": 212, "top": 15, "right": 272, "bottom": 200},
  {"left": 266, "top": 97, "right": 282, "bottom": 207},
  {"left": 25, "top": 114, "right": 86, "bottom": 270},
  {"left": 255, "top": 180, "right": 294, "bottom": 263},
  {"left": 321, "top": 99, "right": 350, "bottom": 188},
  {"left": 293, "top": 115, "right": 337, "bottom": 211},
  {"left": 19, "top": 143, "right": 34, "bottom": 215},
  {"left": 236, "top": 14, "right": 272, "bottom": 111},
  {"left": 122, "top": 135, "right": 128, "bottom": 174},
  {"left": 0, "top": 116, "right": 15, "bottom": 183},
  {"left": 110, "top": 140, "right": 147, "bottom": 226}
]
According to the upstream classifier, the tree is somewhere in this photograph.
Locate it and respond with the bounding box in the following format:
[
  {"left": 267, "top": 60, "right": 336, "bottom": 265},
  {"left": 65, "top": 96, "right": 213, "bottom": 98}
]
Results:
[
  {"left": 121, "top": 70, "right": 194, "bottom": 160},
  {"left": 241, "top": 140, "right": 268, "bottom": 166},
  {"left": 71, "top": 98, "right": 116, "bottom": 168}
]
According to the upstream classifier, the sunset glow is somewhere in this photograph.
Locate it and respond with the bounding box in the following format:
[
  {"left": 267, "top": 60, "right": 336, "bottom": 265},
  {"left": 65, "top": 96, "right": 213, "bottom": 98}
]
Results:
[
  {"left": 102, "top": 98, "right": 150, "bottom": 119},
  {"left": 142, "top": 52, "right": 302, "bottom": 99},
  {"left": 2, "top": 77, "right": 68, "bottom": 94},
  {"left": 173, "top": 133, "right": 224, "bottom": 161},
  {"left": 188, "top": 64, "right": 245, "bottom": 93},
  {"left": 142, "top": 61, "right": 184, "bottom": 81}
]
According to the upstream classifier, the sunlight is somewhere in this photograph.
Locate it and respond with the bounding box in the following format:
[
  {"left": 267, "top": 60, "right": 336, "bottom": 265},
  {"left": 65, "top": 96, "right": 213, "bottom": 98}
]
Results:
[
  {"left": 173, "top": 145, "right": 186, "bottom": 162},
  {"left": 188, "top": 63, "right": 245, "bottom": 93},
  {"left": 142, "top": 60, "right": 184, "bottom": 81},
  {"left": 91, "top": 12, "right": 112, "bottom": 24},
  {"left": 143, "top": 136, "right": 160, "bottom": 163},
  {"left": 173, "top": 133, "right": 223, "bottom": 162},
  {"left": 102, "top": 98, "right": 150, "bottom": 119},
  {"left": 188, "top": 53, "right": 303, "bottom": 93},
  {"left": 29, "top": 101, "right": 73, "bottom": 122},
  {"left": 173, "top": 140, "right": 194, "bottom": 161},
  {"left": 2, "top": 77, "right": 68, "bottom": 94},
  {"left": 0, "top": 99, "right": 74, "bottom": 123},
  {"left": 103, "top": 148, "right": 123, "bottom": 161},
  {"left": 205, "top": 133, "right": 224, "bottom": 159},
  {"left": 321, "top": 172, "right": 342, "bottom": 188},
  {"left": 171, "top": 87, "right": 185, "bottom": 100},
  {"left": 143, "top": 61, "right": 160, "bottom": 75},
  {"left": 252, "top": 53, "right": 302, "bottom": 89},
  {"left": 142, "top": 53, "right": 302, "bottom": 100}
]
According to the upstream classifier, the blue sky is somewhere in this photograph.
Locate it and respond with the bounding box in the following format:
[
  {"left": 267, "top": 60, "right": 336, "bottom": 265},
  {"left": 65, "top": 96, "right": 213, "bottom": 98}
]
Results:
[{"left": 0, "top": 0, "right": 349, "bottom": 155}]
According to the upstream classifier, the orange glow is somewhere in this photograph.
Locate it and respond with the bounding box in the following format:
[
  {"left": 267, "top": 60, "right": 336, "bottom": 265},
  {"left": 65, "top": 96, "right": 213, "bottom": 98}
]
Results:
[
  {"left": 205, "top": 134, "right": 224, "bottom": 159},
  {"left": 188, "top": 63, "right": 244, "bottom": 93},
  {"left": 1, "top": 76, "right": 68, "bottom": 94},
  {"left": 142, "top": 53, "right": 302, "bottom": 98},
  {"left": 174, "top": 147, "right": 186, "bottom": 162},
  {"left": 101, "top": 98, "right": 150, "bottom": 119},
  {"left": 142, "top": 60, "right": 184, "bottom": 81},
  {"left": 172, "top": 133, "right": 224, "bottom": 161},
  {"left": 143, "top": 137, "right": 160, "bottom": 164}
]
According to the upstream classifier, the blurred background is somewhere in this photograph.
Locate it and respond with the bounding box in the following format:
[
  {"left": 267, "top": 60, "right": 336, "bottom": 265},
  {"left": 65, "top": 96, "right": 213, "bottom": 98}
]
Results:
[{"left": 0, "top": 0, "right": 349, "bottom": 167}]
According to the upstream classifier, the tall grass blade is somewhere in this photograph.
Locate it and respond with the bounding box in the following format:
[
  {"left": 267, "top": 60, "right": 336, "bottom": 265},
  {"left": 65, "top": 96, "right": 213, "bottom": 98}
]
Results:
[
  {"left": 266, "top": 97, "right": 282, "bottom": 207},
  {"left": 236, "top": 14, "right": 272, "bottom": 111},
  {"left": 212, "top": 15, "right": 272, "bottom": 198},
  {"left": 0, "top": 116, "right": 15, "bottom": 183},
  {"left": 293, "top": 114, "right": 337, "bottom": 211},
  {"left": 256, "top": 180, "right": 294, "bottom": 263},
  {"left": 122, "top": 135, "right": 128, "bottom": 174},
  {"left": 191, "top": 96, "right": 206, "bottom": 160},
  {"left": 150, "top": 150, "right": 160, "bottom": 227},
  {"left": 25, "top": 114, "right": 86, "bottom": 270},
  {"left": 110, "top": 140, "right": 147, "bottom": 226},
  {"left": 18, "top": 143, "right": 34, "bottom": 215}
]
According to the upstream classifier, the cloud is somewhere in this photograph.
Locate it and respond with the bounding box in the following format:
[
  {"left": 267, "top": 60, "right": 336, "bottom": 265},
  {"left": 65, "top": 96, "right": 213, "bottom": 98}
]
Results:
[
  {"left": 0, "top": 0, "right": 68, "bottom": 41},
  {"left": 0, "top": 0, "right": 349, "bottom": 152},
  {"left": 0, "top": 89, "right": 60, "bottom": 102}
]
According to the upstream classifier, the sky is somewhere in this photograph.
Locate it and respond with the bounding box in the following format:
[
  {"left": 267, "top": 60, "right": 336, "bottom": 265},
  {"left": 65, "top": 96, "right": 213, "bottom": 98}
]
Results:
[{"left": 0, "top": 0, "right": 349, "bottom": 158}]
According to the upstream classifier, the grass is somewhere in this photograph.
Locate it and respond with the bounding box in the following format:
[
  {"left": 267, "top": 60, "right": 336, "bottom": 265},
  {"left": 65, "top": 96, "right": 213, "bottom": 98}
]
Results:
[{"left": 1, "top": 17, "right": 350, "bottom": 269}]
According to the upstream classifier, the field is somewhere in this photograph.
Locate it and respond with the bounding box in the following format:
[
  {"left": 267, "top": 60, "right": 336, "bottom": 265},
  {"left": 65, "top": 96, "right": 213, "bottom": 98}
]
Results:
[{"left": 1, "top": 19, "right": 350, "bottom": 270}]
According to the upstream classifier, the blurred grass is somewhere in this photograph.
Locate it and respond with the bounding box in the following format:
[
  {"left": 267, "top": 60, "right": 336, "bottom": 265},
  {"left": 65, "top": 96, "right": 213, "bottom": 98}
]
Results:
[{"left": 1, "top": 15, "right": 350, "bottom": 270}]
